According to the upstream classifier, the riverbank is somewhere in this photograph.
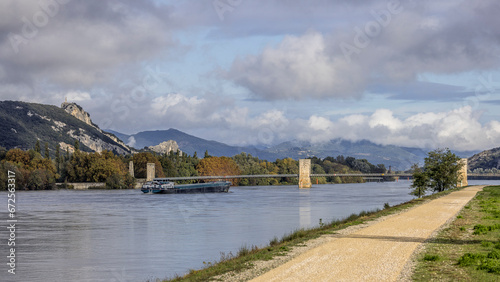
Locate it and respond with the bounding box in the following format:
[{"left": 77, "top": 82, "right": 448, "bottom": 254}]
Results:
[
  {"left": 164, "top": 186, "right": 479, "bottom": 281},
  {"left": 412, "top": 185, "right": 500, "bottom": 281}
]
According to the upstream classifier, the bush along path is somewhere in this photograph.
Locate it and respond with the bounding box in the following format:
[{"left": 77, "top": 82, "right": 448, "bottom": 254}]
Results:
[{"left": 413, "top": 185, "right": 500, "bottom": 281}]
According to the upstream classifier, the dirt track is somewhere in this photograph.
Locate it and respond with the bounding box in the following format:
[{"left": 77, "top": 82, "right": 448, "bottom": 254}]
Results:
[{"left": 250, "top": 186, "right": 484, "bottom": 282}]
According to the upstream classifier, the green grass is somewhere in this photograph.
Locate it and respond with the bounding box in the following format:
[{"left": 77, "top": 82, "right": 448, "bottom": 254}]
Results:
[
  {"left": 413, "top": 186, "right": 500, "bottom": 281},
  {"left": 162, "top": 186, "right": 468, "bottom": 282}
]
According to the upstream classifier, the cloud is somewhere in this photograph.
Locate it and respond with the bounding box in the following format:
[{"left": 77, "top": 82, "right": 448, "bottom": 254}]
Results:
[
  {"left": 296, "top": 107, "right": 500, "bottom": 151},
  {"left": 127, "top": 136, "right": 136, "bottom": 148},
  {"left": 225, "top": 0, "right": 500, "bottom": 100},
  {"left": 0, "top": 0, "right": 177, "bottom": 92},
  {"left": 227, "top": 31, "right": 365, "bottom": 100},
  {"left": 65, "top": 91, "right": 91, "bottom": 102}
]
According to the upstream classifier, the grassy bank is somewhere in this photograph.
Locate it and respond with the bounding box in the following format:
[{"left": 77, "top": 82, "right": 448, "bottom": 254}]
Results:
[
  {"left": 163, "top": 187, "right": 465, "bottom": 282},
  {"left": 413, "top": 186, "right": 500, "bottom": 281}
]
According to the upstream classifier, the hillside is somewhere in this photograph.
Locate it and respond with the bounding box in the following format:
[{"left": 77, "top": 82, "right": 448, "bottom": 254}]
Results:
[
  {"left": 111, "top": 128, "right": 276, "bottom": 160},
  {"left": 0, "top": 101, "right": 131, "bottom": 155},
  {"left": 468, "top": 147, "right": 500, "bottom": 171}
]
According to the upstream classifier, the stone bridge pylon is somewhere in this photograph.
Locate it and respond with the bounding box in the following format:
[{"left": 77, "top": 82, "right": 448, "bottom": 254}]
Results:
[{"left": 299, "top": 159, "right": 312, "bottom": 189}]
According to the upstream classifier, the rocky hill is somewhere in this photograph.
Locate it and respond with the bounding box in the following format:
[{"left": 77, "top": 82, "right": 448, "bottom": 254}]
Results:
[
  {"left": 468, "top": 147, "right": 500, "bottom": 171},
  {"left": 148, "top": 140, "right": 181, "bottom": 155},
  {"left": 0, "top": 101, "right": 132, "bottom": 155},
  {"left": 110, "top": 128, "right": 273, "bottom": 159}
]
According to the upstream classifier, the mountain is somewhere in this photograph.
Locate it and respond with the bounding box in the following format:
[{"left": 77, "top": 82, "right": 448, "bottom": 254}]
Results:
[
  {"left": 113, "top": 128, "right": 457, "bottom": 170},
  {"left": 265, "top": 139, "right": 430, "bottom": 171},
  {"left": 2, "top": 100, "right": 481, "bottom": 171},
  {"left": 112, "top": 128, "right": 276, "bottom": 159},
  {"left": 468, "top": 147, "right": 500, "bottom": 171},
  {"left": 0, "top": 101, "right": 132, "bottom": 155}
]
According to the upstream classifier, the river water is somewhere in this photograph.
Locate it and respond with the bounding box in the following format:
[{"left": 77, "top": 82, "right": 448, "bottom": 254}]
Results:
[{"left": 1, "top": 180, "right": 499, "bottom": 282}]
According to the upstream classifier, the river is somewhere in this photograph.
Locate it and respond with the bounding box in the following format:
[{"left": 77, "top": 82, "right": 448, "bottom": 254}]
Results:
[{"left": 1, "top": 180, "right": 499, "bottom": 282}]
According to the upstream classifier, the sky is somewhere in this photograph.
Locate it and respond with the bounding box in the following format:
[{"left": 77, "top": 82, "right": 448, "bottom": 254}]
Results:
[{"left": 1, "top": 0, "right": 500, "bottom": 151}]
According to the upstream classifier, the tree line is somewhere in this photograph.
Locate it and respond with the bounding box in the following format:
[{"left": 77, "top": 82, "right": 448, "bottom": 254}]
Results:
[{"left": 0, "top": 140, "right": 388, "bottom": 190}]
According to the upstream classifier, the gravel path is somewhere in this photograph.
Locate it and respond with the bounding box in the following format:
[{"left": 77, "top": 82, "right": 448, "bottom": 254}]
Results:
[{"left": 248, "top": 186, "right": 484, "bottom": 282}]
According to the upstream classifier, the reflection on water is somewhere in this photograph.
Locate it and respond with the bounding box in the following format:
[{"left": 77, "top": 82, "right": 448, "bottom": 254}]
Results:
[
  {"left": 299, "top": 189, "right": 311, "bottom": 228},
  {"left": 0, "top": 180, "right": 499, "bottom": 282}
]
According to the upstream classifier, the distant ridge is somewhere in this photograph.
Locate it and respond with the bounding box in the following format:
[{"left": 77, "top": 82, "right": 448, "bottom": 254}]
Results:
[
  {"left": 0, "top": 100, "right": 479, "bottom": 171},
  {"left": 111, "top": 128, "right": 478, "bottom": 170},
  {"left": 468, "top": 147, "right": 500, "bottom": 171},
  {"left": 110, "top": 128, "right": 273, "bottom": 159}
]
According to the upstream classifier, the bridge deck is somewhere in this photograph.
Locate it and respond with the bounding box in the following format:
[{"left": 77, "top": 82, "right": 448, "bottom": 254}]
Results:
[{"left": 154, "top": 173, "right": 498, "bottom": 181}]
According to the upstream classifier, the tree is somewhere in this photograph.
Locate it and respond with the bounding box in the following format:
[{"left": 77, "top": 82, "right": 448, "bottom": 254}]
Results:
[
  {"left": 412, "top": 148, "right": 464, "bottom": 194},
  {"left": 131, "top": 152, "right": 164, "bottom": 178},
  {"left": 35, "top": 140, "right": 41, "bottom": 153},
  {"left": 4, "top": 148, "right": 57, "bottom": 190},
  {"left": 44, "top": 142, "right": 50, "bottom": 159},
  {"left": 74, "top": 140, "right": 80, "bottom": 152},
  {"left": 197, "top": 156, "right": 241, "bottom": 185},
  {"left": 55, "top": 144, "right": 61, "bottom": 173},
  {"left": 0, "top": 146, "right": 6, "bottom": 161},
  {"left": 204, "top": 150, "right": 211, "bottom": 158},
  {"left": 410, "top": 164, "right": 429, "bottom": 198}
]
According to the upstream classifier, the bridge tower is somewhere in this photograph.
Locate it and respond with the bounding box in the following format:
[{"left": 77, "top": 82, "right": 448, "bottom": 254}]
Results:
[
  {"left": 458, "top": 158, "right": 468, "bottom": 187},
  {"left": 147, "top": 163, "right": 155, "bottom": 181},
  {"left": 299, "top": 159, "right": 312, "bottom": 189},
  {"left": 129, "top": 161, "right": 134, "bottom": 178}
]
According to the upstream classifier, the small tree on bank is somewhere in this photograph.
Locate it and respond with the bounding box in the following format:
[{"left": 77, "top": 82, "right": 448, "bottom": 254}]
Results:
[
  {"left": 411, "top": 148, "right": 464, "bottom": 196},
  {"left": 410, "top": 164, "right": 429, "bottom": 198}
]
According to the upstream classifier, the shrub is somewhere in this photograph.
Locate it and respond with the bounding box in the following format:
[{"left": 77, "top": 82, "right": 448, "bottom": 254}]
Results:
[
  {"left": 458, "top": 253, "right": 485, "bottom": 266},
  {"left": 423, "top": 254, "right": 440, "bottom": 261}
]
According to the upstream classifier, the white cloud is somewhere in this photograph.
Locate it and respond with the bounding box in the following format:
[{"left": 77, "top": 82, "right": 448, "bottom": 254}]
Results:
[
  {"left": 151, "top": 94, "right": 204, "bottom": 116},
  {"left": 228, "top": 31, "right": 365, "bottom": 100},
  {"left": 225, "top": 0, "right": 500, "bottom": 101},
  {"left": 369, "top": 109, "right": 403, "bottom": 130},
  {"left": 127, "top": 136, "right": 136, "bottom": 147},
  {"left": 65, "top": 91, "right": 91, "bottom": 102},
  {"left": 295, "top": 106, "right": 500, "bottom": 151}
]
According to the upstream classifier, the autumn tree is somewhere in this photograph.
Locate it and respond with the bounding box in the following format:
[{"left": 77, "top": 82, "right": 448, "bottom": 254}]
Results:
[
  {"left": 65, "top": 150, "right": 135, "bottom": 188},
  {"left": 6, "top": 148, "right": 31, "bottom": 167},
  {"left": 275, "top": 157, "right": 299, "bottom": 184},
  {"left": 197, "top": 156, "right": 241, "bottom": 185},
  {"left": 131, "top": 152, "right": 164, "bottom": 179},
  {"left": 3, "top": 148, "right": 56, "bottom": 190},
  {"left": 232, "top": 153, "right": 271, "bottom": 186}
]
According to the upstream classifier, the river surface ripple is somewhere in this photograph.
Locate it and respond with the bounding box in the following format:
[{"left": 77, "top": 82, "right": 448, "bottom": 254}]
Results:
[{"left": 1, "top": 180, "right": 498, "bottom": 282}]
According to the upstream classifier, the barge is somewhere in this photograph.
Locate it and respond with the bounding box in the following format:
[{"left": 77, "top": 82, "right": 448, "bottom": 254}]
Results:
[{"left": 141, "top": 179, "right": 231, "bottom": 194}]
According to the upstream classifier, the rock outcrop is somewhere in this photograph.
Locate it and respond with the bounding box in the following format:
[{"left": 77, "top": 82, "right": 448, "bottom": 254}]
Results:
[
  {"left": 148, "top": 140, "right": 181, "bottom": 155},
  {"left": 61, "top": 101, "right": 132, "bottom": 154},
  {"left": 61, "top": 101, "right": 94, "bottom": 127}
]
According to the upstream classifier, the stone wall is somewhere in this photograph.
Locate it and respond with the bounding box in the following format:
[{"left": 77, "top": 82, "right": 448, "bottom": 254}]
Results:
[{"left": 64, "top": 182, "right": 106, "bottom": 190}]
